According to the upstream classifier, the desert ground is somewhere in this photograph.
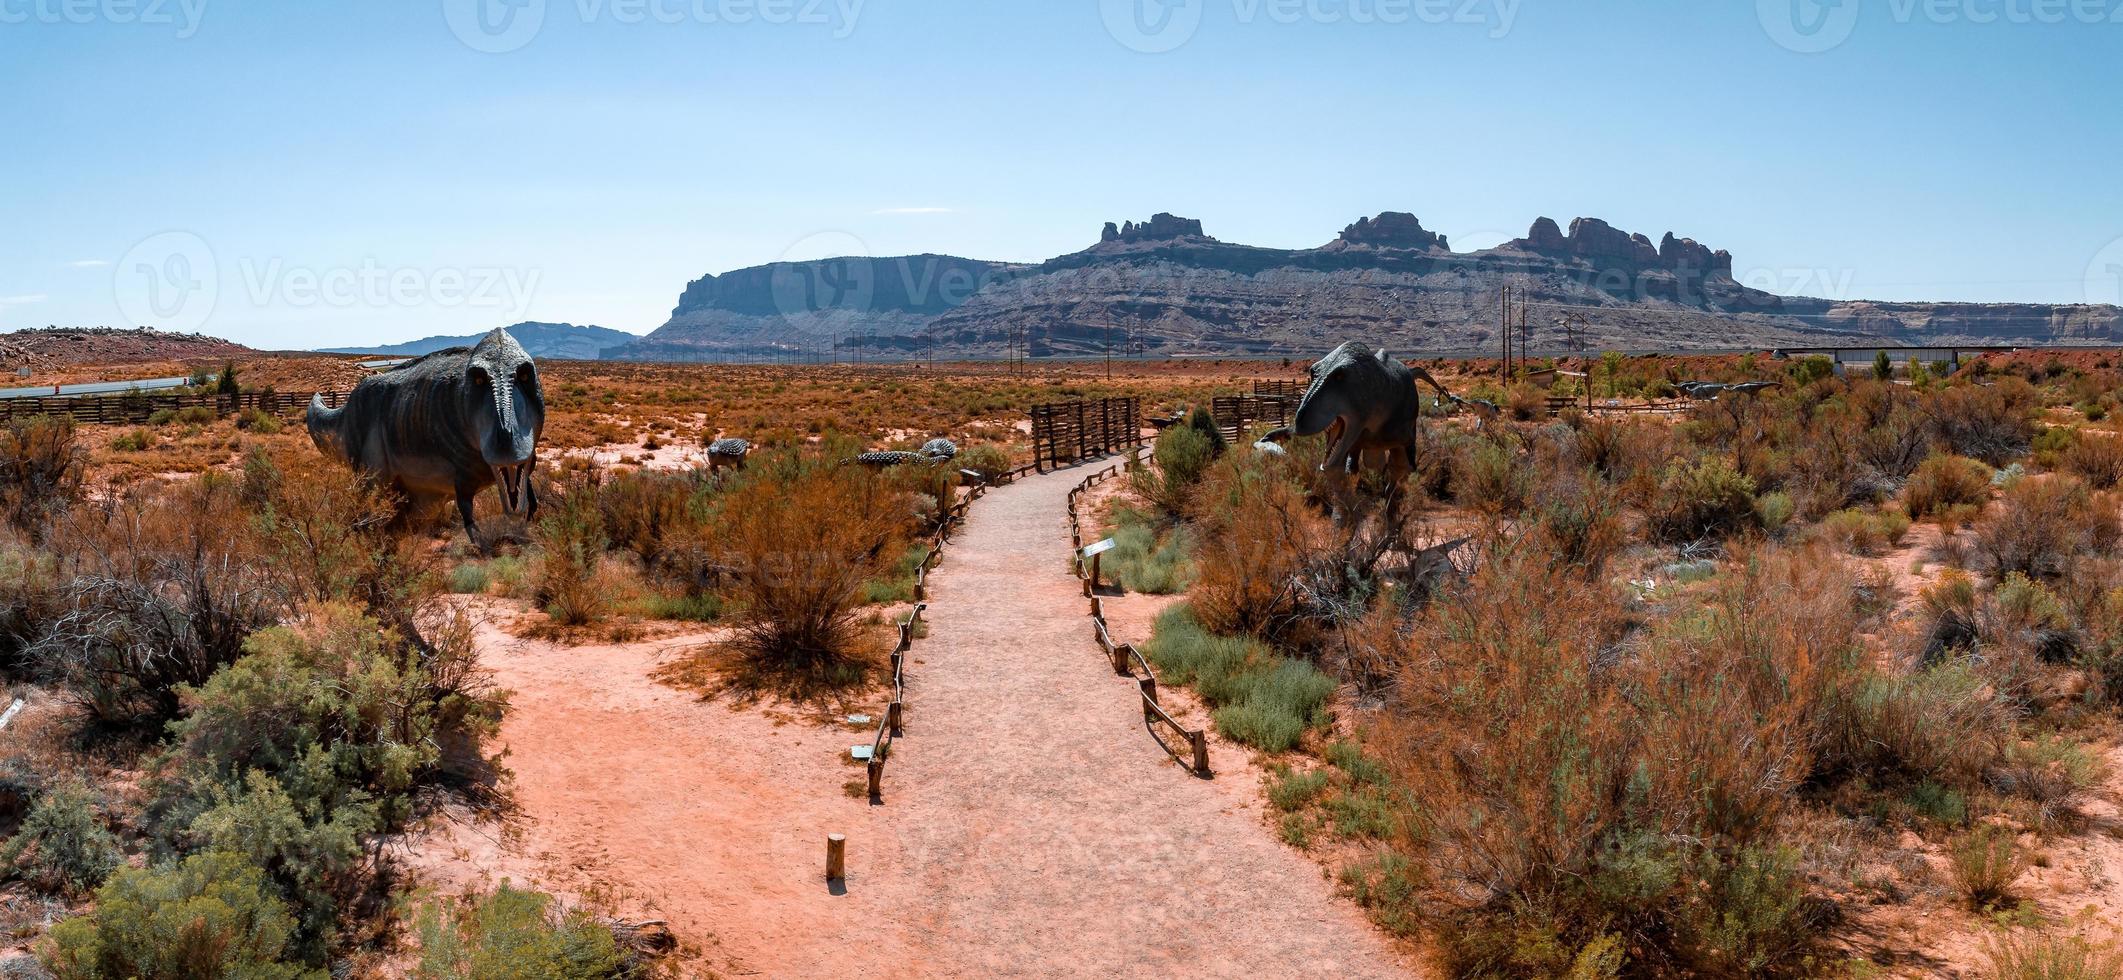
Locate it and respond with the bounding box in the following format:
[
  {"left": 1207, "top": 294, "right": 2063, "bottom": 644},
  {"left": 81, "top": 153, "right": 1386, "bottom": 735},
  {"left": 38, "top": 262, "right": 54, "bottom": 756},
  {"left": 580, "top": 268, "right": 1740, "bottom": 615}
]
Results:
[{"left": 4, "top": 349, "right": 2123, "bottom": 977}]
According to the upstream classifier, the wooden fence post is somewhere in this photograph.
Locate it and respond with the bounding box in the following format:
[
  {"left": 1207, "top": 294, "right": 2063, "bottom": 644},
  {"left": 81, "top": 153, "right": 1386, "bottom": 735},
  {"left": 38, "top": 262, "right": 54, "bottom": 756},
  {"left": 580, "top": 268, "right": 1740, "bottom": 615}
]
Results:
[
  {"left": 1138, "top": 675, "right": 1157, "bottom": 724},
  {"left": 888, "top": 700, "right": 902, "bottom": 739},
  {"left": 867, "top": 759, "right": 882, "bottom": 804},
  {"left": 827, "top": 834, "right": 846, "bottom": 880},
  {"left": 1190, "top": 731, "right": 1211, "bottom": 777}
]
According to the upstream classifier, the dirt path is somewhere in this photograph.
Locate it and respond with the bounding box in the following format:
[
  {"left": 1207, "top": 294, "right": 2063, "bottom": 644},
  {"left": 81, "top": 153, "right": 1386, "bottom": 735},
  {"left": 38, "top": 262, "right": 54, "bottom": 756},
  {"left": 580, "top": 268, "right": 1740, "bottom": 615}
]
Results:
[
  {"left": 415, "top": 465, "right": 1413, "bottom": 978},
  {"left": 856, "top": 465, "right": 1411, "bottom": 978}
]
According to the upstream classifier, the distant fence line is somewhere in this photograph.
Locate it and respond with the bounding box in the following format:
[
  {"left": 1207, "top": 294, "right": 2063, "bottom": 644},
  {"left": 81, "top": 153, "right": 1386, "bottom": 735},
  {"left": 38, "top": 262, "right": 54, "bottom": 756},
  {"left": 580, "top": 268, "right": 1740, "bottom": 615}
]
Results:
[
  {"left": 0, "top": 389, "right": 349, "bottom": 425},
  {"left": 1064, "top": 448, "right": 1210, "bottom": 778}
]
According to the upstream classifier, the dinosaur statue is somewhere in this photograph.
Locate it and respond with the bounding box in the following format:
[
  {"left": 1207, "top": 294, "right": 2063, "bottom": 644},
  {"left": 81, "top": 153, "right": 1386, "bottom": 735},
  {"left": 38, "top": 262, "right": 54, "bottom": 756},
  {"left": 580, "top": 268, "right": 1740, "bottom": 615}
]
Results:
[
  {"left": 848, "top": 440, "right": 962, "bottom": 469},
  {"left": 706, "top": 437, "right": 751, "bottom": 473},
  {"left": 1291, "top": 342, "right": 1455, "bottom": 485},
  {"left": 307, "top": 327, "right": 544, "bottom": 546},
  {"left": 921, "top": 438, "right": 959, "bottom": 461}
]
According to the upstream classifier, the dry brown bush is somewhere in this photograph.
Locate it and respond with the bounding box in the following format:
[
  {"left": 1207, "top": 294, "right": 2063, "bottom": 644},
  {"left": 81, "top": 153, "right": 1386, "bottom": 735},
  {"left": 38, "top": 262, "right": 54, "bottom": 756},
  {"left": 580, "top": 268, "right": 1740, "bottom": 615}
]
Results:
[
  {"left": 2063, "top": 431, "right": 2123, "bottom": 489},
  {"left": 1975, "top": 475, "right": 2120, "bottom": 579},
  {"left": 1925, "top": 379, "right": 2039, "bottom": 465},
  {"left": 713, "top": 455, "right": 906, "bottom": 683},
  {"left": 1905, "top": 453, "right": 1993, "bottom": 518},
  {"left": 0, "top": 415, "right": 85, "bottom": 542},
  {"left": 1187, "top": 450, "right": 1334, "bottom": 643}
]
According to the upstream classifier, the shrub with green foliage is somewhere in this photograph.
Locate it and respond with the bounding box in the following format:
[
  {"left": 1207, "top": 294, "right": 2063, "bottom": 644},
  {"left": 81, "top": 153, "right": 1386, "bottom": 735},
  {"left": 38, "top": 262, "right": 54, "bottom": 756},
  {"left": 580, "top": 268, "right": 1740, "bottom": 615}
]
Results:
[
  {"left": 0, "top": 415, "right": 83, "bottom": 542},
  {"left": 1905, "top": 453, "right": 1992, "bottom": 518},
  {"left": 1130, "top": 423, "right": 1216, "bottom": 516},
  {"left": 41, "top": 851, "right": 316, "bottom": 980},
  {"left": 1100, "top": 505, "right": 1193, "bottom": 595},
  {"left": 153, "top": 604, "right": 500, "bottom": 959},
  {"left": 535, "top": 475, "right": 612, "bottom": 626},
  {"left": 1644, "top": 455, "right": 1758, "bottom": 543},
  {"left": 1143, "top": 605, "right": 1332, "bottom": 752},
  {"left": 1, "top": 785, "right": 121, "bottom": 897},
  {"left": 413, "top": 884, "right": 624, "bottom": 980},
  {"left": 955, "top": 444, "right": 1011, "bottom": 482}
]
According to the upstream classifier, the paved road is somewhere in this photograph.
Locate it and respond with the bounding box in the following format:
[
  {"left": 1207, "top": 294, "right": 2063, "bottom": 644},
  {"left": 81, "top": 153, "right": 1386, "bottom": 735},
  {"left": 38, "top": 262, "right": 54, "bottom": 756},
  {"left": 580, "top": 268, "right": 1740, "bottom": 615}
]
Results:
[{"left": 0, "top": 375, "right": 198, "bottom": 399}]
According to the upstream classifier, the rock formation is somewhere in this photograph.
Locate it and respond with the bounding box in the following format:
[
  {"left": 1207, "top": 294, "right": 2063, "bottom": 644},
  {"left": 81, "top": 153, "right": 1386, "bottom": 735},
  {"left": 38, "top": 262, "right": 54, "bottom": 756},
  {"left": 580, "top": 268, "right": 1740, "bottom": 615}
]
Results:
[{"left": 1329, "top": 212, "right": 1447, "bottom": 251}]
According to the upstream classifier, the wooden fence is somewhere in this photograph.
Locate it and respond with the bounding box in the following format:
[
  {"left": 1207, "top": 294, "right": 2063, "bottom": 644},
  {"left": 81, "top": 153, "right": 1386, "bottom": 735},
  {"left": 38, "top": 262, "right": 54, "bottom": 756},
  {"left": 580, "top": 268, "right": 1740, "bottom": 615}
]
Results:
[
  {"left": 1030, "top": 397, "right": 1142, "bottom": 471},
  {"left": 1209, "top": 395, "right": 1291, "bottom": 446},
  {"left": 0, "top": 389, "right": 349, "bottom": 425},
  {"left": 1252, "top": 380, "right": 1303, "bottom": 401},
  {"left": 1064, "top": 449, "right": 1210, "bottom": 778}
]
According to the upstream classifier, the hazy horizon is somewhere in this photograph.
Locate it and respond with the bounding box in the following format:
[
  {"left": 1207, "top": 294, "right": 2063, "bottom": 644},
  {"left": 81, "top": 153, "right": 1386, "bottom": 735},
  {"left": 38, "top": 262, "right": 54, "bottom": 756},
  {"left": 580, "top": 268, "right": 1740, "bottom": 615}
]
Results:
[{"left": 6, "top": 0, "right": 2121, "bottom": 349}]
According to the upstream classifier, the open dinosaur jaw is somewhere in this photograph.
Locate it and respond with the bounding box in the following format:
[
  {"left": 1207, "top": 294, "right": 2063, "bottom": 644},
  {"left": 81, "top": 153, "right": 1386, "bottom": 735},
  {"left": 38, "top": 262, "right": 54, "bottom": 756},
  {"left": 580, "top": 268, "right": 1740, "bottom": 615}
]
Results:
[{"left": 493, "top": 461, "right": 534, "bottom": 516}]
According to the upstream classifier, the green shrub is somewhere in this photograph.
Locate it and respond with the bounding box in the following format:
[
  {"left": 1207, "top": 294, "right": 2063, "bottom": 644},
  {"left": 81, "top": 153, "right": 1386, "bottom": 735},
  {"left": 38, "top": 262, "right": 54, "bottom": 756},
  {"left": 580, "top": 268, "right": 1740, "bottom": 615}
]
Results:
[
  {"left": 1184, "top": 405, "right": 1226, "bottom": 454},
  {"left": 413, "top": 884, "right": 624, "bottom": 980},
  {"left": 1101, "top": 505, "right": 1193, "bottom": 595},
  {"left": 235, "top": 408, "right": 281, "bottom": 435},
  {"left": 216, "top": 362, "right": 240, "bottom": 397},
  {"left": 1645, "top": 456, "right": 1758, "bottom": 542},
  {"left": 1820, "top": 507, "right": 1912, "bottom": 555},
  {"left": 956, "top": 445, "right": 1011, "bottom": 482},
  {"left": 1143, "top": 605, "right": 1331, "bottom": 752},
  {"left": 1130, "top": 424, "right": 1216, "bottom": 516},
  {"left": 1949, "top": 824, "right": 2029, "bottom": 909},
  {"left": 862, "top": 544, "right": 929, "bottom": 604},
  {"left": 1, "top": 785, "right": 120, "bottom": 897},
  {"left": 1266, "top": 766, "right": 1330, "bottom": 812},
  {"left": 639, "top": 591, "right": 722, "bottom": 622},
  {"left": 1754, "top": 490, "right": 1795, "bottom": 534},
  {"left": 146, "top": 408, "right": 177, "bottom": 427},
  {"left": 154, "top": 604, "right": 500, "bottom": 959},
  {"left": 41, "top": 851, "right": 315, "bottom": 980},
  {"left": 1823, "top": 662, "right": 2003, "bottom": 788},
  {"left": 446, "top": 562, "right": 492, "bottom": 595},
  {"left": 172, "top": 405, "right": 216, "bottom": 426}
]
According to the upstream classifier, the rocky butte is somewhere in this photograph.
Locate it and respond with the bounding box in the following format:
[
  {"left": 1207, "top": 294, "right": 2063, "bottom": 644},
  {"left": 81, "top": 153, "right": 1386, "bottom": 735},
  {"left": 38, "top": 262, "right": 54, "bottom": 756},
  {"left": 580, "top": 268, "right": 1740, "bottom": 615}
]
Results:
[{"left": 599, "top": 211, "right": 2121, "bottom": 360}]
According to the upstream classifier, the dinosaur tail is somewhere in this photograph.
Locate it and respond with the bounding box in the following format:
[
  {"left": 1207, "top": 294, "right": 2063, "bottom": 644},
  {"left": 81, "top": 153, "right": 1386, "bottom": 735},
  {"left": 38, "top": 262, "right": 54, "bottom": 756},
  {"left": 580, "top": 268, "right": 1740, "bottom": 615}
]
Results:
[{"left": 306, "top": 393, "right": 348, "bottom": 461}]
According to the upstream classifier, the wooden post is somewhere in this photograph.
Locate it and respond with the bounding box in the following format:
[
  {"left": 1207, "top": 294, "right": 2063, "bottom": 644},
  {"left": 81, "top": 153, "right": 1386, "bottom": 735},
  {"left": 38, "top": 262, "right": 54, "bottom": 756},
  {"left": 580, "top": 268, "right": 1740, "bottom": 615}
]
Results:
[
  {"left": 1190, "top": 730, "right": 1210, "bottom": 777},
  {"left": 827, "top": 834, "right": 846, "bottom": 880},
  {"left": 866, "top": 759, "right": 882, "bottom": 804},
  {"left": 1138, "top": 675, "right": 1157, "bottom": 723},
  {"left": 1111, "top": 642, "right": 1129, "bottom": 676},
  {"left": 1088, "top": 552, "right": 1101, "bottom": 593},
  {"left": 888, "top": 700, "right": 902, "bottom": 739}
]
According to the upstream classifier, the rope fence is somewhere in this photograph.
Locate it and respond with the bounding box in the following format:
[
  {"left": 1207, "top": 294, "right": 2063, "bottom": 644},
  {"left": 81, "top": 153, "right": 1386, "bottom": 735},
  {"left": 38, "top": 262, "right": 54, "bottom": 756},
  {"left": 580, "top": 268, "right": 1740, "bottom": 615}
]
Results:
[{"left": 1063, "top": 446, "right": 1210, "bottom": 778}]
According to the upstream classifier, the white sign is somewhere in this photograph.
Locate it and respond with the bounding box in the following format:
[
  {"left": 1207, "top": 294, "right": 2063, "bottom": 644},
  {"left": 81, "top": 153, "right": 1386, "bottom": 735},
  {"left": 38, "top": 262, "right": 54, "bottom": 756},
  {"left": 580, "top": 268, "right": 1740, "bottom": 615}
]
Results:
[{"left": 1081, "top": 537, "right": 1118, "bottom": 559}]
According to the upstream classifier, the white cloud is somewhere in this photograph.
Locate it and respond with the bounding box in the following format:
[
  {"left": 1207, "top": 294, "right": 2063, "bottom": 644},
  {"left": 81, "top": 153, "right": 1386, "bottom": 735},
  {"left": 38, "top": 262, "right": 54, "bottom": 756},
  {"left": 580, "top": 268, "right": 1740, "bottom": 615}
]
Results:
[
  {"left": 0, "top": 294, "right": 47, "bottom": 306},
  {"left": 68, "top": 259, "right": 110, "bottom": 268},
  {"left": 870, "top": 207, "right": 954, "bottom": 215}
]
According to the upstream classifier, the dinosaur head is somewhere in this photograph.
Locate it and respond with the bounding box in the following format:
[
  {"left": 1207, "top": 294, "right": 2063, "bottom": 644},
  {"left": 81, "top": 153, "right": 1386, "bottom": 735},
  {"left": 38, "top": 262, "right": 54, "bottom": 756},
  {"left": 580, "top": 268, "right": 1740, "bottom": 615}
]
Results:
[
  {"left": 1293, "top": 341, "right": 1372, "bottom": 436},
  {"left": 464, "top": 328, "right": 544, "bottom": 517}
]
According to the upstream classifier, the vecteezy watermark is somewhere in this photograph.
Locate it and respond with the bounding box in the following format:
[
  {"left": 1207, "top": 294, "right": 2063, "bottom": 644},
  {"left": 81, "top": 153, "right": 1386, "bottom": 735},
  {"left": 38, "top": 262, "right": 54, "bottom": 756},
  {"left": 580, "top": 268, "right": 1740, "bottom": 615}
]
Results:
[
  {"left": 1760, "top": 0, "right": 2123, "bottom": 53},
  {"left": 444, "top": 0, "right": 863, "bottom": 54},
  {"left": 2085, "top": 236, "right": 2123, "bottom": 307},
  {"left": 112, "top": 232, "right": 540, "bottom": 330},
  {"left": 0, "top": 0, "right": 205, "bottom": 36},
  {"left": 1100, "top": 0, "right": 1517, "bottom": 53},
  {"left": 115, "top": 232, "right": 218, "bottom": 333},
  {"left": 1734, "top": 265, "right": 1860, "bottom": 299}
]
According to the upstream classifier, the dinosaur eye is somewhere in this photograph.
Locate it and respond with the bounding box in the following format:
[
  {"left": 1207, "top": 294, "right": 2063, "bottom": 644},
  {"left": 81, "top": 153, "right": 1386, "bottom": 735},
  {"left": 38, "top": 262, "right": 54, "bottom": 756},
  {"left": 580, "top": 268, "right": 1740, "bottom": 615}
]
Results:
[
  {"left": 514, "top": 362, "right": 535, "bottom": 387},
  {"left": 468, "top": 365, "right": 491, "bottom": 387}
]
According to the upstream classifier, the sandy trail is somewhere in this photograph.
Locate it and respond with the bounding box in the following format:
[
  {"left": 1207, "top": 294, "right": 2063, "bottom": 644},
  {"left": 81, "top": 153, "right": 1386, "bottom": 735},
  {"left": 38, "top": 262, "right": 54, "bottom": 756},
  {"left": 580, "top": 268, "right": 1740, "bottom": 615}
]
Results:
[{"left": 426, "top": 465, "right": 1412, "bottom": 978}]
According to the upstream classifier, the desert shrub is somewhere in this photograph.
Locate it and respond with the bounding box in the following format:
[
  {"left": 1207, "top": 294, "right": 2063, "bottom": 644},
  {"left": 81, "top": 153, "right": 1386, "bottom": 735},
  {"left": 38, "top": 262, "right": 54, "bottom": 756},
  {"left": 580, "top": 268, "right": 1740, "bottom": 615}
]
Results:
[
  {"left": 1525, "top": 473, "right": 1626, "bottom": 574},
  {"left": 534, "top": 476, "right": 611, "bottom": 626},
  {"left": 1644, "top": 455, "right": 1758, "bottom": 543},
  {"left": 1187, "top": 452, "right": 1329, "bottom": 642},
  {"left": 1984, "top": 931, "right": 2123, "bottom": 980},
  {"left": 0, "top": 538, "right": 61, "bottom": 674},
  {"left": 1927, "top": 379, "right": 2039, "bottom": 464},
  {"left": 637, "top": 590, "right": 721, "bottom": 622},
  {"left": 446, "top": 562, "right": 492, "bottom": 595},
  {"left": 235, "top": 407, "right": 281, "bottom": 434},
  {"left": 412, "top": 884, "right": 625, "bottom": 980},
  {"left": 861, "top": 544, "right": 929, "bottom": 604},
  {"left": 1267, "top": 766, "right": 1331, "bottom": 812},
  {"left": 1184, "top": 405, "right": 1225, "bottom": 454},
  {"left": 2063, "top": 433, "right": 2123, "bottom": 489},
  {"left": 955, "top": 445, "right": 1010, "bottom": 482},
  {"left": 1975, "top": 475, "right": 2120, "bottom": 579},
  {"left": 1819, "top": 507, "right": 1912, "bottom": 556},
  {"left": 108, "top": 429, "right": 153, "bottom": 452},
  {"left": 1375, "top": 544, "right": 1853, "bottom": 976},
  {"left": 1949, "top": 824, "right": 2029, "bottom": 909},
  {"left": 0, "top": 416, "right": 83, "bottom": 542},
  {"left": 246, "top": 453, "right": 438, "bottom": 644},
  {"left": 215, "top": 362, "right": 240, "bottom": 397},
  {"left": 1130, "top": 423, "right": 1216, "bottom": 516},
  {"left": 714, "top": 452, "right": 905, "bottom": 678},
  {"left": 1754, "top": 489, "right": 1795, "bottom": 534},
  {"left": 1822, "top": 662, "right": 2004, "bottom": 788},
  {"left": 1101, "top": 505, "right": 1193, "bottom": 595},
  {"left": 152, "top": 605, "right": 501, "bottom": 958},
  {"left": 1449, "top": 437, "right": 1530, "bottom": 515},
  {"left": 1142, "top": 605, "right": 1332, "bottom": 752},
  {"left": 32, "top": 478, "right": 288, "bottom": 725},
  {"left": 1991, "top": 736, "right": 2100, "bottom": 826},
  {"left": 0, "top": 786, "right": 120, "bottom": 898},
  {"left": 594, "top": 469, "right": 709, "bottom": 573},
  {"left": 40, "top": 852, "right": 314, "bottom": 980},
  {"left": 1787, "top": 355, "right": 1834, "bottom": 386},
  {"left": 1906, "top": 453, "right": 1993, "bottom": 517},
  {"left": 169, "top": 406, "right": 215, "bottom": 427}
]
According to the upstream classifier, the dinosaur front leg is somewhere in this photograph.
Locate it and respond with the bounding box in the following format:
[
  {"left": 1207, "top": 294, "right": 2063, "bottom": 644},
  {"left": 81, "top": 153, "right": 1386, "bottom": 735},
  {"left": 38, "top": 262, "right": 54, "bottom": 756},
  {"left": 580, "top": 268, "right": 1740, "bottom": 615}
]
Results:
[{"left": 456, "top": 484, "right": 487, "bottom": 555}]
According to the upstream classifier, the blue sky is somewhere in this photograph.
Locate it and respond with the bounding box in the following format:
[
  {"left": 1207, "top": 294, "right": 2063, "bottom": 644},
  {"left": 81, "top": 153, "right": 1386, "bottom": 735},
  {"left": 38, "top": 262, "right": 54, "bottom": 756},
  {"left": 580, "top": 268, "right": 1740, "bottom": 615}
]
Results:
[{"left": 3, "top": 0, "right": 2120, "bottom": 348}]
